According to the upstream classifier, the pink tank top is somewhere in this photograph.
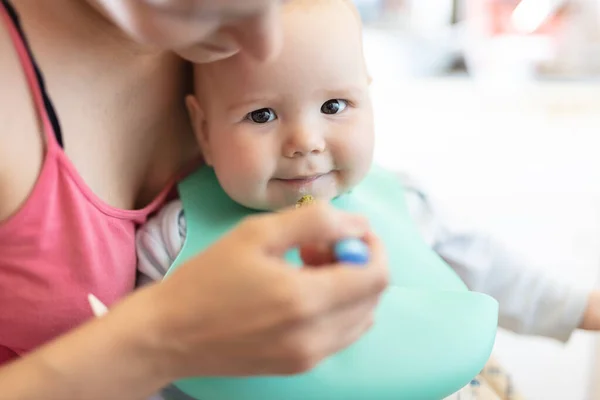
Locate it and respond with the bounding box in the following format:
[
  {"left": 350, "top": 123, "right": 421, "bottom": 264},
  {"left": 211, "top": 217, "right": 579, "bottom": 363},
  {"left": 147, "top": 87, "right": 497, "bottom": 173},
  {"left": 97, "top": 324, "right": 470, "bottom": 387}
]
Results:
[{"left": 0, "top": 2, "right": 175, "bottom": 364}]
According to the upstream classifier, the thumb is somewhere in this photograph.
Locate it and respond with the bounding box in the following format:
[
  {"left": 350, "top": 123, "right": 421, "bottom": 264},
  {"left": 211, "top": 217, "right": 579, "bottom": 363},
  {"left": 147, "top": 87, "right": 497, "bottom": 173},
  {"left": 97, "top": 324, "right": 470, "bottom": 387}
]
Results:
[{"left": 242, "top": 202, "right": 370, "bottom": 256}]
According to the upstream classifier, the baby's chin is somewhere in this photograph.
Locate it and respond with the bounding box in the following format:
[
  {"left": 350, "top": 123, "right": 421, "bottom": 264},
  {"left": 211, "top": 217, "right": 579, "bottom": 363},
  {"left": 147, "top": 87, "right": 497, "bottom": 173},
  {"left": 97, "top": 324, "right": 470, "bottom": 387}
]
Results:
[
  {"left": 232, "top": 193, "right": 343, "bottom": 213},
  {"left": 221, "top": 173, "right": 350, "bottom": 211}
]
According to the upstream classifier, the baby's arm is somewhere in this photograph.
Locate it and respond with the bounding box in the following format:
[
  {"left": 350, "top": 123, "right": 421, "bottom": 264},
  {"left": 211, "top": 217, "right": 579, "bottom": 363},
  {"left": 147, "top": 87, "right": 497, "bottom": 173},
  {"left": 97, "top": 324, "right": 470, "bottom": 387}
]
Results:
[
  {"left": 401, "top": 175, "right": 590, "bottom": 342},
  {"left": 136, "top": 200, "right": 187, "bottom": 285}
]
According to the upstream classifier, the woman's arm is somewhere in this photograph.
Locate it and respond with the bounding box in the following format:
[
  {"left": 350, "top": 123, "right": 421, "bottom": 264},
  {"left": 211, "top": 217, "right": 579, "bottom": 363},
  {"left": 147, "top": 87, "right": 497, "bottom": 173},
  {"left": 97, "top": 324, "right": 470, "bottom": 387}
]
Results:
[
  {"left": 0, "top": 287, "right": 174, "bottom": 400},
  {"left": 0, "top": 204, "right": 388, "bottom": 399}
]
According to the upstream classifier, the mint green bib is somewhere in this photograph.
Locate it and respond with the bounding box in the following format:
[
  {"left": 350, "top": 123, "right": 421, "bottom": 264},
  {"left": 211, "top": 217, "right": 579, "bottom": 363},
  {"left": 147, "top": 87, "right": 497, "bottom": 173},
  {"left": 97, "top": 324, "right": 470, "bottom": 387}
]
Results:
[{"left": 164, "top": 165, "right": 498, "bottom": 400}]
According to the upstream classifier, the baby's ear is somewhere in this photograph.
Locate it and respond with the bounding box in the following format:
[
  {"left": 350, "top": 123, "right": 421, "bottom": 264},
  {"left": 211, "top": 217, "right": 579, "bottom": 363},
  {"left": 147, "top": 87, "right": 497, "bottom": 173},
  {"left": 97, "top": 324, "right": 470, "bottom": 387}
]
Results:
[{"left": 185, "top": 95, "right": 212, "bottom": 166}]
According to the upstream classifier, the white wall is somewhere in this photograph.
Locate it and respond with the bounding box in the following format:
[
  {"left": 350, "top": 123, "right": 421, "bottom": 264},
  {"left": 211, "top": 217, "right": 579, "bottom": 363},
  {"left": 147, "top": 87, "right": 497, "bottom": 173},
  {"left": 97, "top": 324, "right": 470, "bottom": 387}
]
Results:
[{"left": 364, "top": 29, "right": 600, "bottom": 400}]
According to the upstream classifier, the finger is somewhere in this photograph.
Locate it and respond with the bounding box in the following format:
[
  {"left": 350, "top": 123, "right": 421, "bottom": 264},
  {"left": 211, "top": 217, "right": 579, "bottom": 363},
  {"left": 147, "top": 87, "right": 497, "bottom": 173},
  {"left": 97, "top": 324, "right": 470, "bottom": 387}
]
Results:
[
  {"left": 301, "top": 297, "right": 378, "bottom": 365},
  {"left": 300, "top": 231, "right": 389, "bottom": 310},
  {"left": 239, "top": 202, "right": 370, "bottom": 255},
  {"left": 323, "top": 308, "right": 375, "bottom": 356},
  {"left": 301, "top": 228, "right": 385, "bottom": 268},
  {"left": 360, "top": 231, "right": 387, "bottom": 268},
  {"left": 262, "top": 297, "right": 379, "bottom": 374},
  {"left": 299, "top": 242, "right": 335, "bottom": 267}
]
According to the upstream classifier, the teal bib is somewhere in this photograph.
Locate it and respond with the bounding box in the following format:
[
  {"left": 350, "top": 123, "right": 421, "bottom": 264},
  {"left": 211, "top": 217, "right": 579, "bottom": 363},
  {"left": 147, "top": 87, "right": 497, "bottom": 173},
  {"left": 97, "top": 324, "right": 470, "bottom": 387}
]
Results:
[{"left": 164, "top": 165, "right": 498, "bottom": 400}]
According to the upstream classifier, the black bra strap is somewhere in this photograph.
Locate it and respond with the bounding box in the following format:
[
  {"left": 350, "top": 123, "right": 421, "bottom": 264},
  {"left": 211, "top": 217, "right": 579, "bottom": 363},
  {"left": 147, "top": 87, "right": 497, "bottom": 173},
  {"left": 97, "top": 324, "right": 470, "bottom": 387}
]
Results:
[{"left": 2, "top": 0, "right": 64, "bottom": 148}]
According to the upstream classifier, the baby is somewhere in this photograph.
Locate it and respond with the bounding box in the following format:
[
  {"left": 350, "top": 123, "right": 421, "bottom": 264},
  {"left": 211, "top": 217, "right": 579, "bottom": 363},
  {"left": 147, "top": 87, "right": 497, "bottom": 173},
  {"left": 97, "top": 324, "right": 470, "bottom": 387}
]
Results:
[
  {"left": 137, "top": 0, "right": 374, "bottom": 279},
  {"left": 137, "top": 0, "right": 598, "bottom": 399}
]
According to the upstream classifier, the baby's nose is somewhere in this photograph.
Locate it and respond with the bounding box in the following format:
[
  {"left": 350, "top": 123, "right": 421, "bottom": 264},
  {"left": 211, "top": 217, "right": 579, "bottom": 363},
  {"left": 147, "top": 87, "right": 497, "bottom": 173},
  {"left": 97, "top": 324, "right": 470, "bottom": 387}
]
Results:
[{"left": 283, "top": 130, "right": 326, "bottom": 158}]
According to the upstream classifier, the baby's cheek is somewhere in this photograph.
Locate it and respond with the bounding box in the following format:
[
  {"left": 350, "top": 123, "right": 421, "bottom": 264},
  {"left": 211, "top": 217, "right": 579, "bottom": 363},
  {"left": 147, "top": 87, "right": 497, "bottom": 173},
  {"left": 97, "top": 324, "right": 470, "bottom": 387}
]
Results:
[
  {"left": 214, "top": 160, "right": 268, "bottom": 205},
  {"left": 216, "top": 171, "right": 255, "bottom": 206},
  {"left": 336, "top": 131, "right": 374, "bottom": 188},
  {"left": 334, "top": 130, "right": 373, "bottom": 167}
]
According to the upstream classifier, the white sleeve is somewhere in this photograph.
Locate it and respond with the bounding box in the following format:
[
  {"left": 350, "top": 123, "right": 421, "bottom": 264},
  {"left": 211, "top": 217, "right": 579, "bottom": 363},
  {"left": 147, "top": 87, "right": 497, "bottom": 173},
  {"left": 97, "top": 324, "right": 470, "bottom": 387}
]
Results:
[
  {"left": 400, "top": 174, "right": 590, "bottom": 342},
  {"left": 136, "top": 199, "right": 187, "bottom": 286}
]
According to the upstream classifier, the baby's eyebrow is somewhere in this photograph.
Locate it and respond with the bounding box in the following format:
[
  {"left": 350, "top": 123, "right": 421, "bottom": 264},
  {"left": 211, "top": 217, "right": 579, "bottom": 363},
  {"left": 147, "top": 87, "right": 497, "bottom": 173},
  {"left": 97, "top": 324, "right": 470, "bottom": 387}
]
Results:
[
  {"left": 227, "top": 97, "right": 274, "bottom": 112},
  {"left": 317, "top": 86, "right": 365, "bottom": 98}
]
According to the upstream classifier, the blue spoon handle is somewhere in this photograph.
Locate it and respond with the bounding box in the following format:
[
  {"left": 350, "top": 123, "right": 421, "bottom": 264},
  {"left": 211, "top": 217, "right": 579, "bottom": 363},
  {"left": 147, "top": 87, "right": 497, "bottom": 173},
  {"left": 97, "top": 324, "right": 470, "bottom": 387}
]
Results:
[
  {"left": 294, "top": 195, "right": 369, "bottom": 266},
  {"left": 334, "top": 237, "right": 370, "bottom": 265}
]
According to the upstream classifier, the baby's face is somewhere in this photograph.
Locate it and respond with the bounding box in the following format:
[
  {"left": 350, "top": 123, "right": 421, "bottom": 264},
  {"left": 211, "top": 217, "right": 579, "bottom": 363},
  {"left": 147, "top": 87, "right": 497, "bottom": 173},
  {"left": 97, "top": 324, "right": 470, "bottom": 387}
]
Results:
[{"left": 189, "top": 0, "right": 374, "bottom": 210}]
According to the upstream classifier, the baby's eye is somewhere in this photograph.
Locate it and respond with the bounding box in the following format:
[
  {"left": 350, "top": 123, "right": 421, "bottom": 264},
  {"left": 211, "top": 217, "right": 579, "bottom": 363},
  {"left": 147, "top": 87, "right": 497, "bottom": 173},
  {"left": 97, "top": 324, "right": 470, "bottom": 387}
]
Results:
[
  {"left": 321, "top": 99, "right": 348, "bottom": 115},
  {"left": 246, "top": 108, "right": 277, "bottom": 124}
]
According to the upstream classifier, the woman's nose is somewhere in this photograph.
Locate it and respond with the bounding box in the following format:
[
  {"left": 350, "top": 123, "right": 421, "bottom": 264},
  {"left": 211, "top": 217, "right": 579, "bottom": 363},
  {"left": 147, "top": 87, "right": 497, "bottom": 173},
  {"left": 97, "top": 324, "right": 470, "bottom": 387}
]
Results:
[{"left": 231, "top": 3, "right": 283, "bottom": 62}]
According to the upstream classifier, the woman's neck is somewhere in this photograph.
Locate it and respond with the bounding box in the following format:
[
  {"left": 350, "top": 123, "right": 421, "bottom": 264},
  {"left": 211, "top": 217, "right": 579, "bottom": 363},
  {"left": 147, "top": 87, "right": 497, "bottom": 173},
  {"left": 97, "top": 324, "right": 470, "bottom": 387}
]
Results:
[{"left": 8, "top": 0, "right": 196, "bottom": 209}]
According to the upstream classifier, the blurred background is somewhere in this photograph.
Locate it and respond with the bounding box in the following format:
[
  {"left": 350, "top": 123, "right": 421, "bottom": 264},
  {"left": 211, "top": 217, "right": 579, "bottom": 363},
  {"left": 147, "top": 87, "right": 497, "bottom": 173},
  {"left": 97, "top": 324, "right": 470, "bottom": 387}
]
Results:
[{"left": 352, "top": 0, "right": 600, "bottom": 399}]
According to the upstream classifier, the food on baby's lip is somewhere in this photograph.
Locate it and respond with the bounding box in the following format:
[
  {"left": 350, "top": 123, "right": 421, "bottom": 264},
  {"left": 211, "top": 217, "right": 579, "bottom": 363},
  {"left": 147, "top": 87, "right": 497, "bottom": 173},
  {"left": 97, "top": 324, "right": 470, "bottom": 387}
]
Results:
[{"left": 296, "top": 194, "right": 315, "bottom": 208}]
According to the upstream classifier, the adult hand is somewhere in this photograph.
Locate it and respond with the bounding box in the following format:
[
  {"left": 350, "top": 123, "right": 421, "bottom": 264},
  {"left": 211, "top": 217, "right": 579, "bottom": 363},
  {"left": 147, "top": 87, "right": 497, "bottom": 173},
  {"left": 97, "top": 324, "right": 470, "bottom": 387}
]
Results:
[
  {"left": 0, "top": 203, "right": 387, "bottom": 400},
  {"left": 149, "top": 202, "right": 389, "bottom": 380}
]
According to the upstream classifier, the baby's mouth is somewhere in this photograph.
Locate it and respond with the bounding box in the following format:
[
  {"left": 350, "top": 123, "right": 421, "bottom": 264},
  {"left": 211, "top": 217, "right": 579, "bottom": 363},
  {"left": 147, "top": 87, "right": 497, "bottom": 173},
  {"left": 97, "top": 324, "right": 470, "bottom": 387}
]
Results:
[
  {"left": 281, "top": 174, "right": 323, "bottom": 182},
  {"left": 275, "top": 172, "right": 330, "bottom": 186}
]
